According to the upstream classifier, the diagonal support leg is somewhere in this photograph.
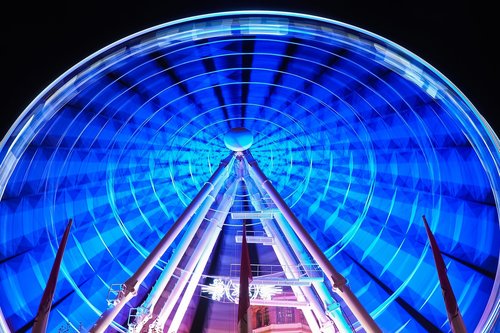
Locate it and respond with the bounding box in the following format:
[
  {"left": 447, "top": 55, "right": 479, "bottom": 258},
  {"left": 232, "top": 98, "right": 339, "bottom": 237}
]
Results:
[
  {"left": 162, "top": 179, "right": 239, "bottom": 332},
  {"left": 244, "top": 178, "right": 329, "bottom": 332},
  {"left": 128, "top": 166, "right": 229, "bottom": 332},
  {"left": 150, "top": 176, "right": 238, "bottom": 332},
  {"left": 246, "top": 173, "right": 352, "bottom": 332},
  {"left": 89, "top": 153, "right": 234, "bottom": 333},
  {"left": 243, "top": 150, "right": 381, "bottom": 333}
]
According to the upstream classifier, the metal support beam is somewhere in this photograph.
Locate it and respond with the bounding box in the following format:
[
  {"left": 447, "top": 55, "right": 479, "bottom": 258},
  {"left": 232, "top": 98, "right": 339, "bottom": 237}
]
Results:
[
  {"left": 0, "top": 308, "right": 10, "bottom": 333},
  {"left": 156, "top": 179, "right": 239, "bottom": 332},
  {"left": 250, "top": 299, "right": 310, "bottom": 308},
  {"left": 230, "top": 276, "right": 323, "bottom": 286},
  {"left": 244, "top": 178, "right": 327, "bottom": 332},
  {"left": 422, "top": 215, "right": 467, "bottom": 333},
  {"left": 246, "top": 170, "right": 351, "bottom": 332},
  {"left": 89, "top": 154, "right": 234, "bottom": 333},
  {"left": 273, "top": 213, "right": 353, "bottom": 332},
  {"left": 235, "top": 234, "right": 274, "bottom": 245},
  {"left": 244, "top": 150, "right": 381, "bottom": 333},
  {"left": 128, "top": 169, "right": 228, "bottom": 332},
  {"left": 33, "top": 218, "right": 73, "bottom": 333}
]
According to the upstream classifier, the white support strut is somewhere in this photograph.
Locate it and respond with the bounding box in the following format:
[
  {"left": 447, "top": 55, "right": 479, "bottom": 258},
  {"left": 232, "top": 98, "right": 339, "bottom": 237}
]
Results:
[
  {"left": 243, "top": 150, "right": 381, "bottom": 333},
  {"left": 89, "top": 154, "right": 234, "bottom": 333}
]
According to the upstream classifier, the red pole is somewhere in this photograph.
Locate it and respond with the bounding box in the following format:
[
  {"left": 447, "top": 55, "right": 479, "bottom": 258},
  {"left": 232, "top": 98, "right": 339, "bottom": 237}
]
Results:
[
  {"left": 32, "top": 218, "right": 73, "bottom": 333},
  {"left": 422, "top": 215, "right": 467, "bottom": 333},
  {"left": 238, "top": 221, "right": 253, "bottom": 333}
]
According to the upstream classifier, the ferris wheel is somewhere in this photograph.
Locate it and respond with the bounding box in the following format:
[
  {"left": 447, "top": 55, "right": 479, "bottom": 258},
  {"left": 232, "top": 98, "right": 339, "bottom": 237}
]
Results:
[{"left": 0, "top": 11, "right": 498, "bottom": 333}]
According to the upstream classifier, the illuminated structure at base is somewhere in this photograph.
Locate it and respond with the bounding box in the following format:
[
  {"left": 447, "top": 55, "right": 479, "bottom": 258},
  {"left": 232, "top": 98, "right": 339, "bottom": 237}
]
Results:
[
  {"left": 89, "top": 139, "right": 379, "bottom": 333},
  {"left": 0, "top": 10, "right": 499, "bottom": 333}
]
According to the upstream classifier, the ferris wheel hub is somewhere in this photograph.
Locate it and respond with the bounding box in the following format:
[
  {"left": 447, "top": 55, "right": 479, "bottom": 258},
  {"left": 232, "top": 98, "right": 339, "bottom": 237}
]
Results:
[{"left": 224, "top": 127, "right": 254, "bottom": 152}]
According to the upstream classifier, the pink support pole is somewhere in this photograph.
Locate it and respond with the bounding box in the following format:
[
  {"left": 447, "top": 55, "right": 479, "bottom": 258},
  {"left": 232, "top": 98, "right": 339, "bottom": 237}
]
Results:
[
  {"left": 422, "top": 215, "right": 467, "bottom": 333},
  {"left": 32, "top": 218, "right": 73, "bottom": 333}
]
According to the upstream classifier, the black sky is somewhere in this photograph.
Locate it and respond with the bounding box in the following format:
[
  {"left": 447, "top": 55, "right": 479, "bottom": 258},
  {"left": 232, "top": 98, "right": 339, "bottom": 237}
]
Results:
[{"left": 2, "top": 1, "right": 498, "bottom": 139}]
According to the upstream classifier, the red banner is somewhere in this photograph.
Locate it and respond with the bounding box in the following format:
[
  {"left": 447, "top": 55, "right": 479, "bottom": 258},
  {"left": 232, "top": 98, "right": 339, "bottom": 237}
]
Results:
[{"left": 238, "top": 222, "right": 253, "bottom": 333}]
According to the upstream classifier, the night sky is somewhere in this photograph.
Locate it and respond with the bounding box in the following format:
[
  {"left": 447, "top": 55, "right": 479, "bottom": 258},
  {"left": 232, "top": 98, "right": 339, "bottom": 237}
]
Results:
[{"left": 2, "top": 1, "right": 498, "bottom": 139}]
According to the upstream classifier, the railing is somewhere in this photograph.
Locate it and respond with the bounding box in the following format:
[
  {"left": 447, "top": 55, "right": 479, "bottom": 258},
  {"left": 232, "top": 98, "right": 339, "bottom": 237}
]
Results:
[
  {"left": 230, "top": 263, "right": 323, "bottom": 279},
  {"left": 106, "top": 284, "right": 125, "bottom": 306}
]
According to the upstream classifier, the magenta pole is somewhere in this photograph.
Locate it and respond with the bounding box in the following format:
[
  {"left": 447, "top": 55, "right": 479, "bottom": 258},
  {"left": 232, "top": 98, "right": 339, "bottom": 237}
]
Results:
[
  {"left": 32, "top": 218, "right": 73, "bottom": 333},
  {"left": 422, "top": 215, "right": 467, "bottom": 333}
]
